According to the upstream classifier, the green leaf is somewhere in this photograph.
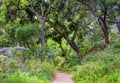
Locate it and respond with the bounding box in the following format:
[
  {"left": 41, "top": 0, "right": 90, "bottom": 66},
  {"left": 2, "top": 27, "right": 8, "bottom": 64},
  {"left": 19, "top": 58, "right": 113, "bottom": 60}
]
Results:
[{"left": 21, "top": 0, "right": 30, "bottom": 7}]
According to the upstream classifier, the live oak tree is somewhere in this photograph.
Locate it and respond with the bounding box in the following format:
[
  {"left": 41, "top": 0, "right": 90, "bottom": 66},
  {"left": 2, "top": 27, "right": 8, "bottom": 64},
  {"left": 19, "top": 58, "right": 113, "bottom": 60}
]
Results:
[
  {"left": 2, "top": 0, "right": 119, "bottom": 61},
  {"left": 78, "top": 0, "right": 111, "bottom": 44},
  {"left": 2, "top": 0, "right": 52, "bottom": 58},
  {"left": 1, "top": 0, "right": 84, "bottom": 60},
  {"left": 48, "top": 0, "right": 84, "bottom": 60}
]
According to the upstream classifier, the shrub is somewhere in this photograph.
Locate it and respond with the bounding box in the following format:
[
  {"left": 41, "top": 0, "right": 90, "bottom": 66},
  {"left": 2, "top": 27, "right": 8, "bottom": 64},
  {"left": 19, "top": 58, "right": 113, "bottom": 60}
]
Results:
[
  {"left": 40, "top": 61, "right": 55, "bottom": 78},
  {"left": 80, "top": 42, "right": 93, "bottom": 56},
  {"left": 44, "top": 38, "right": 61, "bottom": 62},
  {"left": 1, "top": 71, "right": 51, "bottom": 83},
  {"left": 54, "top": 56, "right": 65, "bottom": 66},
  {"left": 73, "top": 61, "right": 110, "bottom": 82},
  {"left": 0, "top": 55, "right": 7, "bottom": 63},
  {"left": 23, "top": 59, "right": 55, "bottom": 80},
  {"left": 73, "top": 51, "right": 120, "bottom": 83},
  {"left": 7, "top": 59, "right": 20, "bottom": 72},
  {"left": 113, "top": 41, "right": 120, "bottom": 53},
  {"left": 92, "top": 40, "right": 105, "bottom": 50}
]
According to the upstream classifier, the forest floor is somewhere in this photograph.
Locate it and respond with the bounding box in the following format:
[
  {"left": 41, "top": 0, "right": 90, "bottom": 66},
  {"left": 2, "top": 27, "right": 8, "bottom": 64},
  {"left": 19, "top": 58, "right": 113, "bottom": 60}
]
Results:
[{"left": 52, "top": 70, "right": 74, "bottom": 83}]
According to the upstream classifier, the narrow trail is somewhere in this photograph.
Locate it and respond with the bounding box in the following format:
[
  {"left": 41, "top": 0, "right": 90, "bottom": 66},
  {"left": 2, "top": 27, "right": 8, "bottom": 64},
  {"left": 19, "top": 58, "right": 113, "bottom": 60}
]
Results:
[{"left": 52, "top": 70, "right": 74, "bottom": 83}]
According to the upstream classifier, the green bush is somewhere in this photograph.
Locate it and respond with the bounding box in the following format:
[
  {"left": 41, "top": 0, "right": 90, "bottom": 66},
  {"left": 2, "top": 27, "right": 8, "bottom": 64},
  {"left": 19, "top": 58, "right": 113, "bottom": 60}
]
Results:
[
  {"left": 1, "top": 71, "right": 51, "bottom": 83},
  {"left": 113, "top": 41, "right": 120, "bottom": 53},
  {"left": 44, "top": 38, "right": 61, "bottom": 62},
  {"left": 0, "top": 55, "right": 7, "bottom": 63},
  {"left": 73, "top": 50, "right": 120, "bottom": 83},
  {"left": 73, "top": 61, "right": 109, "bottom": 83},
  {"left": 97, "top": 73, "right": 120, "bottom": 83},
  {"left": 23, "top": 59, "right": 55, "bottom": 80},
  {"left": 80, "top": 42, "right": 93, "bottom": 56},
  {"left": 55, "top": 56, "right": 65, "bottom": 66},
  {"left": 40, "top": 61, "right": 55, "bottom": 78},
  {"left": 92, "top": 40, "right": 105, "bottom": 50}
]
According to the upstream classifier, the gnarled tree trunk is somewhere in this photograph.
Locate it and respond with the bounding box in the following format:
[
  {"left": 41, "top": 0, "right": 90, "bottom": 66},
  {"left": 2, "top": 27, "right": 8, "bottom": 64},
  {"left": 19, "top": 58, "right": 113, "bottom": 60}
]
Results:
[
  {"left": 39, "top": 20, "right": 46, "bottom": 57},
  {"left": 98, "top": 17, "right": 110, "bottom": 44},
  {"left": 115, "top": 17, "right": 120, "bottom": 33},
  {"left": 65, "top": 37, "right": 83, "bottom": 60}
]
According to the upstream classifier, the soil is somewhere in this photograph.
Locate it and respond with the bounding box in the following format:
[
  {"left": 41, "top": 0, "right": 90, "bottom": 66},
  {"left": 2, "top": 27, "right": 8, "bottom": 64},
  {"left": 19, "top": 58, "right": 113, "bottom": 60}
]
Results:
[{"left": 52, "top": 70, "right": 74, "bottom": 83}]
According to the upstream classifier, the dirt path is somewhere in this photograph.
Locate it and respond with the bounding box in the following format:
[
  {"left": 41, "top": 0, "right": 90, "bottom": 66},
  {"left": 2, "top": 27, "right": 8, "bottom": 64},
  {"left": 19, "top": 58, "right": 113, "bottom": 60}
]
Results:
[{"left": 52, "top": 70, "right": 74, "bottom": 83}]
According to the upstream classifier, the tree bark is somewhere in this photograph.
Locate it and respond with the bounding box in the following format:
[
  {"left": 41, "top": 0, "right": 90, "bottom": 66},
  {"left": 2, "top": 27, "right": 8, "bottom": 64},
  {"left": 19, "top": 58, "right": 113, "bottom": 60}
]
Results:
[
  {"left": 118, "top": 5, "right": 120, "bottom": 16},
  {"left": 53, "top": 26, "right": 83, "bottom": 61},
  {"left": 117, "top": 22, "right": 120, "bottom": 33},
  {"left": 98, "top": 16, "right": 110, "bottom": 44},
  {"left": 38, "top": 20, "right": 46, "bottom": 58},
  {"left": 65, "top": 38, "right": 83, "bottom": 60},
  {"left": 103, "top": 22, "right": 110, "bottom": 44},
  {"left": 115, "top": 17, "right": 120, "bottom": 33},
  {"left": 59, "top": 42, "right": 66, "bottom": 57}
]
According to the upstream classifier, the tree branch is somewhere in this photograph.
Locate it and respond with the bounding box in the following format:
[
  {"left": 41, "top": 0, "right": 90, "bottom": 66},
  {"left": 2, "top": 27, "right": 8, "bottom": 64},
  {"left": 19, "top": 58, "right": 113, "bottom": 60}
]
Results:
[
  {"left": 71, "top": 24, "right": 78, "bottom": 42},
  {"left": 28, "top": 6, "right": 42, "bottom": 23},
  {"left": 44, "top": 1, "right": 52, "bottom": 21}
]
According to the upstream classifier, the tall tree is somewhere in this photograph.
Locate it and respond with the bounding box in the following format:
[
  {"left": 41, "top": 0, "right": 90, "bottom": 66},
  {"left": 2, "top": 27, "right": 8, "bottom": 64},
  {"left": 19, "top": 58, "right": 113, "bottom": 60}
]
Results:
[
  {"left": 2, "top": 0, "right": 52, "bottom": 58},
  {"left": 78, "top": 0, "right": 110, "bottom": 44},
  {"left": 48, "top": 0, "right": 83, "bottom": 60},
  {"left": 28, "top": 0, "right": 52, "bottom": 57}
]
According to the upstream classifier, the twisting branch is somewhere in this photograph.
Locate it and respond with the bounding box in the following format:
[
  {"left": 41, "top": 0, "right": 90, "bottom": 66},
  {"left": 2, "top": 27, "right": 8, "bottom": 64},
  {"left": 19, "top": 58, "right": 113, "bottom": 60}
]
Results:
[
  {"left": 103, "top": 7, "right": 107, "bottom": 21},
  {"left": 28, "top": 5, "right": 42, "bottom": 23},
  {"left": 44, "top": 1, "right": 52, "bottom": 21},
  {"left": 40, "top": 0, "right": 44, "bottom": 18},
  {"left": 71, "top": 24, "right": 78, "bottom": 42}
]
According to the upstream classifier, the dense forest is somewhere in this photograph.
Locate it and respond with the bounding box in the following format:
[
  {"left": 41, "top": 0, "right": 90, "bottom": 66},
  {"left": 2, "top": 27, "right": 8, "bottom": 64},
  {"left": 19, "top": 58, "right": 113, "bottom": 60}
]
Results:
[{"left": 0, "top": 0, "right": 120, "bottom": 83}]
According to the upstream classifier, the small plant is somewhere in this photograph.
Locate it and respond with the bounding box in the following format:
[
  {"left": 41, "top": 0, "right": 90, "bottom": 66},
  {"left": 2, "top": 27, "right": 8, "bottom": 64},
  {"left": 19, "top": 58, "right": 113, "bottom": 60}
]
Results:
[
  {"left": 1, "top": 71, "right": 51, "bottom": 83},
  {"left": 40, "top": 61, "right": 55, "bottom": 79},
  {"left": 0, "top": 55, "right": 7, "bottom": 63},
  {"left": 0, "top": 55, "right": 7, "bottom": 72},
  {"left": 113, "top": 41, "right": 120, "bottom": 53}
]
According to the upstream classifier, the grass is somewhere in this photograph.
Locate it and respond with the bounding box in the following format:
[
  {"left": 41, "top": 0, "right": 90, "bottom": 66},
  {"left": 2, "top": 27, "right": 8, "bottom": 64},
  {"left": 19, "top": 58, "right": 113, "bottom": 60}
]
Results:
[
  {"left": 73, "top": 43, "right": 120, "bottom": 83},
  {"left": 1, "top": 71, "right": 51, "bottom": 83},
  {"left": 0, "top": 58, "right": 55, "bottom": 82}
]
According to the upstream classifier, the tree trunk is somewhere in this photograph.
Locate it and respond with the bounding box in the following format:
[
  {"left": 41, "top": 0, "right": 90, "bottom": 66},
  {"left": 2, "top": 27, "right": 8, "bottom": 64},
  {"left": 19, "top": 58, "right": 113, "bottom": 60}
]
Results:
[
  {"left": 65, "top": 38, "right": 83, "bottom": 60},
  {"left": 39, "top": 20, "right": 46, "bottom": 59},
  {"left": 103, "top": 22, "right": 110, "bottom": 44},
  {"left": 115, "top": 17, "right": 120, "bottom": 33},
  {"left": 118, "top": 5, "right": 120, "bottom": 16},
  {"left": 98, "top": 17, "right": 110, "bottom": 44},
  {"left": 59, "top": 42, "right": 66, "bottom": 57},
  {"left": 115, "top": 5, "right": 120, "bottom": 33},
  {"left": 70, "top": 41, "right": 83, "bottom": 60},
  {"left": 117, "top": 22, "right": 120, "bottom": 33}
]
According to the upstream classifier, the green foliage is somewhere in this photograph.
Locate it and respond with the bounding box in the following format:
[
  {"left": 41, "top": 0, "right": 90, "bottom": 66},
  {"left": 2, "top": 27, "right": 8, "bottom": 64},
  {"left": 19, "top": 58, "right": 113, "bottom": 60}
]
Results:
[
  {"left": 5, "top": 22, "right": 39, "bottom": 45},
  {"left": 102, "top": 73, "right": 120, "bottom": 83},
  {"left": 5, "top": 23, "right": 20, "bottom": 43},
  {"left": 1, "top": 71, "right": 51, "bottom": 83},
  {"left": 80, "top": 42, "right": 92, "bottom": 56},
  {"left": 1, "top": 0, "right": 120, "bottom": 83},
  {"left": 7, "top": 59, "right": 20, "bottom": 72},
  {"left": 24, "top": 59, "right": 55, "bottom": 80},
  {"left": 73, "top": 47, "right": 120, "bottom": 83},
  {"left": 0, "top": 35, "right": 9, "bottom": 47},
  {"left": 0, "top": 58, "right": 55, "bottom": 82},
  {"left": 92, "top": 40, "right": 105, "bottom": 50},
  {"left": 43, "top": 38, "right": 61, "bottom": 61},
  {"left": 21, "top": 0, "right": 30, "bottom": 7},
  {"left": 15, "top": 23, "right": 39, "bottom": 41},
  {"left": 54, "top": 56, "right": 65, "bottom": 66},
  {"left": 0, "top": 55, "right": 7, "bottom": 62},
  {"left": 40, "top": 61, "right": 55, "bottom": 78},
  {"left": 16, "top": 50, "right": 34, "bottom": 59},
  {"left": 113, "top": 41, "right": 120, "bottom": 53},
  {"left": 0, "top": 55, "right": 7, "bottom": 72}
]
